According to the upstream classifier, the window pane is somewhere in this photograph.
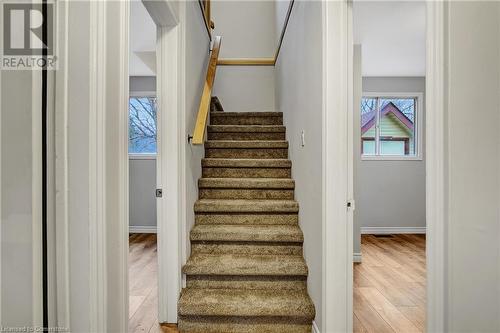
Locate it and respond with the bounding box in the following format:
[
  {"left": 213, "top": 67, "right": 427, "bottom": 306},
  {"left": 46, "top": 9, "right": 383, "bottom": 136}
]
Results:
[
  {"left": 361, "top": 97, "right": 377, "bottom": 155},
  {"left": 379, "top": 98, "right": 415, "bottom": 156},
  {"left": 129, "top": 97, "right": 157, "bottom": 154},
  {"left": 362, "top": 140, "right": 375, "bottom": 155},
  {"left": 380, "top": 140, "right": 405, "bottom": 155}
]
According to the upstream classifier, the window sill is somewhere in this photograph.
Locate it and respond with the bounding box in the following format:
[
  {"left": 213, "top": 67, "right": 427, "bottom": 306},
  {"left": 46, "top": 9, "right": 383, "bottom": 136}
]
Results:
[
  {"left": 361, "top": 155, "right": 423, "bottom": 161},
  {"left": 129, "top": 153, "right": 157, "bottom": 160}
]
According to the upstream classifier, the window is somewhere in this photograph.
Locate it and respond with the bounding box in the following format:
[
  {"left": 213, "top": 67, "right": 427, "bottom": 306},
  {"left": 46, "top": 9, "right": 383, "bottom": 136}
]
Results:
[
  {"left": 129, "top": 96, "right": 157, "bottom": 154},
  {"left": 361, "top": 94, "right": 421, "bottom": 159}
]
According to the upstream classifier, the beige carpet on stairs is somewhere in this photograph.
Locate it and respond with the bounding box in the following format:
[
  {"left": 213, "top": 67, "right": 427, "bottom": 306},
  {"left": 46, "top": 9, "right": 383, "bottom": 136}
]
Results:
[{"left": 178, "top": 110, "right": 315, "bottom": 333}]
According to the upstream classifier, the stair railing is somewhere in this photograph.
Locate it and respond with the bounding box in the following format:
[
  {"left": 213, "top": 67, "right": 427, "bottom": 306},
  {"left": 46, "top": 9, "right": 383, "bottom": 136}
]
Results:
[{"left": 192, "top": 35, "right": 222, "bottom": 145}]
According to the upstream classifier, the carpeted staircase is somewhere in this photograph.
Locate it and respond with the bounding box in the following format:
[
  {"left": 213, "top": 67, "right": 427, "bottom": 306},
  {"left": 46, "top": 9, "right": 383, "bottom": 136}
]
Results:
[{"left": 178, "top": 109, "right": 315, "bottom": 332}]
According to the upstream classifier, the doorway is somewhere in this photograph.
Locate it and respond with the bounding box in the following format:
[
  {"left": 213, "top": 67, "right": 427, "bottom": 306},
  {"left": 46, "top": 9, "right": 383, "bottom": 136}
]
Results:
[{"left": 352, "top": 2, "right": 427, "bottom": 332}]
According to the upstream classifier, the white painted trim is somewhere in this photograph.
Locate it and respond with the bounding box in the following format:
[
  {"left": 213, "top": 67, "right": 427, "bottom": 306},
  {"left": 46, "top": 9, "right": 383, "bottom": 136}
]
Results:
[
  {"left": 322, "top": 1, "right": 351, "bottom": 332},
  {"left": 346, "top": 4, "right": 354, "bottom": 332},
  {"left": 361, "top": 227, "right": 427, "bottom": 235},
  {"left": 129, "top": 90, "right": 156, "bottom": 98},
  {"left": 54, "top": 0, "right": 71, "bottom": 328},
  {"left": 129, "top": 226, "right": 157, "bottom": 234},
  {"left": 178, "top": 1, "right": 188, "bottom": 292},
  {"left": 117, "top": 2, "right": 131, "bottom": 331},
  {"left": 362, "top": 155, "right": 423, "bottom": 161},
  {"left": 88, "top": 1, "right": 108, "bottom": 331},
  {"left": 31, "top": 57, "right": 43, "bottom": 329},
  {"left": 129, "top": 153, "right": 157, "bottom": 160},
  {"left": 156, "top": 21, "right": 183, "bottom": 323},
  {"left": 312, "top": 320, "right": 320, "bottom": 333},
  {"left": 425, "top": 1, "right": 446, "bottom": 332},
  {"left": 361, "top": 92, "right": 424, "bottom": 161},
  {"left": 353, "top": 253, "right": 362, "bottom": 263},
  {"left": 0, "top": 10, "right": 2, "bottom": 322}
]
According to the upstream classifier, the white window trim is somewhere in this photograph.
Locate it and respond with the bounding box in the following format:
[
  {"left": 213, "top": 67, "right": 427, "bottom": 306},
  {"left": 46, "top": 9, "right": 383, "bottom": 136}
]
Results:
[
  {"left": 128, "top": 153, "right": 156, "bottom": 160},
  {"left": 361, "top": 92, "right": 424, "bottom": 161},
  {"left": 129, "top": 92, "right": 157, "bottom": 156}
]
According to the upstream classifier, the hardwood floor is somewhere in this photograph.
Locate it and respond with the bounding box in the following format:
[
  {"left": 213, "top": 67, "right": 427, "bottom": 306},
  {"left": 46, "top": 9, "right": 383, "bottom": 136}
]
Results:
[
  {"left": 129, "top": 233, "right": 179, "bottom": 333},
  {"left": 354, "top": 234, "right": 426, "bottom": 333},
  {"left": 129, "top": 233, "right": 425, "bottom": 332}
]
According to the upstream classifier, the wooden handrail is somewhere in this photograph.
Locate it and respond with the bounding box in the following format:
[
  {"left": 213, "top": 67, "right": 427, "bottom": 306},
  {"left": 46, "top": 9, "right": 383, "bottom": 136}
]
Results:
[
  {"left": 192, "top": 36, "right": 222, "bottom": 145},
  {"left": 217, "top": 58, "right": 275, "bottom": 66}
]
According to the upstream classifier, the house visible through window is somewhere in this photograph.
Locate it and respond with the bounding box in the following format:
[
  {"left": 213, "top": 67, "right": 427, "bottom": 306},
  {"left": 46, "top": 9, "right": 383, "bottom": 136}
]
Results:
[
  {"left": 129, "top": 96, "right": 157, "bottom": 154},
  {"left": 361, "top": 96, "right": 419, "bottom": 158}
]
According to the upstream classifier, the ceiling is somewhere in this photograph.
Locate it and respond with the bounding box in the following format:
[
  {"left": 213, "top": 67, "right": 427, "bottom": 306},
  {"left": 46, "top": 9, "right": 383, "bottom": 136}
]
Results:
[
  {"left": 353, "top": 1, "right": 426, "bottom": 77},
  {"left": 130, "top": 0, "right": 156, "bottom": 76}
]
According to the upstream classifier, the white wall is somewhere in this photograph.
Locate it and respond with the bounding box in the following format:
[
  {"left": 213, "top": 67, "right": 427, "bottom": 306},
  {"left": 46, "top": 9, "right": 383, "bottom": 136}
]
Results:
[
  {"left": 184, "top": 1, "right": 211, "bottom": 257},
  {"left": 443, "top": 2, "right": 500, "bottom": 331},
  {"left": 65, "top": 3, "right": 93, "bottom": 329},
  {"left": 1, "top": 70, "right": 35, "bottom": 327},
  {"left": 274, "top": 1, "right": 324, "bottom": 330},
  {"left": 211, "top": 1, "right": 276, "bottom": 112},
  {"left": 129, "top": 76, "right": 157, "bottom": 230},
  {"left": 275, "top": 0, "right": 291, "bottom": 40},
  {"left": 353, "top": 77, "right": 426, "bottom": 253}
]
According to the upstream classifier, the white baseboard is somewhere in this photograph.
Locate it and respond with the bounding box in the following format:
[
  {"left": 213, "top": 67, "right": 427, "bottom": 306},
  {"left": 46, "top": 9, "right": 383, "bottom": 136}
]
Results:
[
  {"left": 360, "top": 227, "right": 426, "bottom": 235},
  {"left": 312, "top": 320, "right": 320, "bottom": 333},
  {"left": 129, "top": 226, "right": 157, "bottom": 234},
  {"left": 353, "top": 252, "right": 362, "bottom": 263}
]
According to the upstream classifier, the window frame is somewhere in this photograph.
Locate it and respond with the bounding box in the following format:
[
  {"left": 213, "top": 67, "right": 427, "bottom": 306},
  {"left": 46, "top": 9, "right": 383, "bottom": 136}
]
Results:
[
  {"left": 129, "top": 90, "right": 157, "bottom": 159},
  {"left": 361, "top": 92, "right": 423, "bottom": 161}
]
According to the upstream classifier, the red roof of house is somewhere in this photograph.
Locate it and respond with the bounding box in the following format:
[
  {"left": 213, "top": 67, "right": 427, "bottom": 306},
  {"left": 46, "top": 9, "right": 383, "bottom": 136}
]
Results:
[{"left": 361, "top": 102, "right": 414, "bottom": 135}]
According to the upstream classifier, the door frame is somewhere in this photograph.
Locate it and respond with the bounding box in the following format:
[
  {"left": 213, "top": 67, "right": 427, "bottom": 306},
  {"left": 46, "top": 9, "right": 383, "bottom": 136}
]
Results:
[
  {"left": 152, "top": 5, "right": 184, "bottom": 323},
  {"left": 135, "top": 0, "right": 185, "bottom": 324},
  {"left": 52, "top": 0, "right": 184, "bottom": 329},
  {"left": 324, "top": 1, "right": 446, "bottom": 332}
]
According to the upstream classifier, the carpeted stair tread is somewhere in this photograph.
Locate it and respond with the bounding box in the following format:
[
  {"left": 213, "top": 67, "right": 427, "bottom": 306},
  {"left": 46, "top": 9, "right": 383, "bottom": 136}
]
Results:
[
  {"left": 202, "top": 158, "right": 291, "bottom": 168},
  {"left": 194, "top": 199, "right": 299, "bottom": 213},
  {"left": 182, "top": 253, "right": 308, "bottom": 276},
  {"left": 177, "top": 317, "right": 312, "bottom": 333},
  {"left": 178, "top": 288, "right": 315, "bottom": 319},
  {"left": 205, "top": 140, "right": 288, "bottom": 149},
  {"left": 181, "top": 102, "right": 314, "bottom": 330},
  {"left": 208, "top": 125, "right": 286, "bottom": 133},
  {"left": 199, "top": 178, "right": 294, "bottom": 189},
  {"left": 190, "top": 224, "right": 303, "bottom": 242}
]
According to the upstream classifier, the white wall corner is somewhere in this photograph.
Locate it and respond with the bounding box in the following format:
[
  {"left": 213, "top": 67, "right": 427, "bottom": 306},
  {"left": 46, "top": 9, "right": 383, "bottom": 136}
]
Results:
[{"left": 353, "top": 253, "right": 362, "bottom": 263}]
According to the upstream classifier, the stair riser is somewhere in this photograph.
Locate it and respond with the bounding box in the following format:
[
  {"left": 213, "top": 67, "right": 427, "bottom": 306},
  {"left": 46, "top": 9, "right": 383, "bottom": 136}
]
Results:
[
  {"left": 195, "top": 214, "right": 299, "bottom": 225},
  {"left": 199, "top": 189, "right": 294, "bottom": 200},
  {"left": 202, "top": 167, "right": 291, "bottom": 178},
  {"left": 178, "top": 317, "right": 312, "bottom": 333},
  {"left": 210, "top": 116, "right": 283, "bottom": 126},
  {"left": 208, "top": 132, "right": 286, "bottom": 141},
  {"left": 191, "top": 243, "right": 303, "bottom": 256},
  {"left": 205, "top": 148, "right": 288, "bottom": 159},
  {"left": 186, "top": 276, "right": 307, "bottom": 290}
]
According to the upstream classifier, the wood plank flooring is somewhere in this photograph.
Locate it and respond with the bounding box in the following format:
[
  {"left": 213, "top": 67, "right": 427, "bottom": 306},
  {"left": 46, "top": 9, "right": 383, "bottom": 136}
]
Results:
[
  {"left": 129, "top": 233, "right": 179, "bottom": 333},
  {"left": 354, "top": 234, "right": 426, "bottom": 333},
  {"left": 130, "top": 233, "right": 425, "bottom": 333}
]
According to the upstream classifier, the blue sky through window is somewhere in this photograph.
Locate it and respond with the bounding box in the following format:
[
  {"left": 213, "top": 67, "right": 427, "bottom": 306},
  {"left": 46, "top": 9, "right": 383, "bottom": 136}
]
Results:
[{"left": 129, "top": 97, "right": 157, "bottom": 154}]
